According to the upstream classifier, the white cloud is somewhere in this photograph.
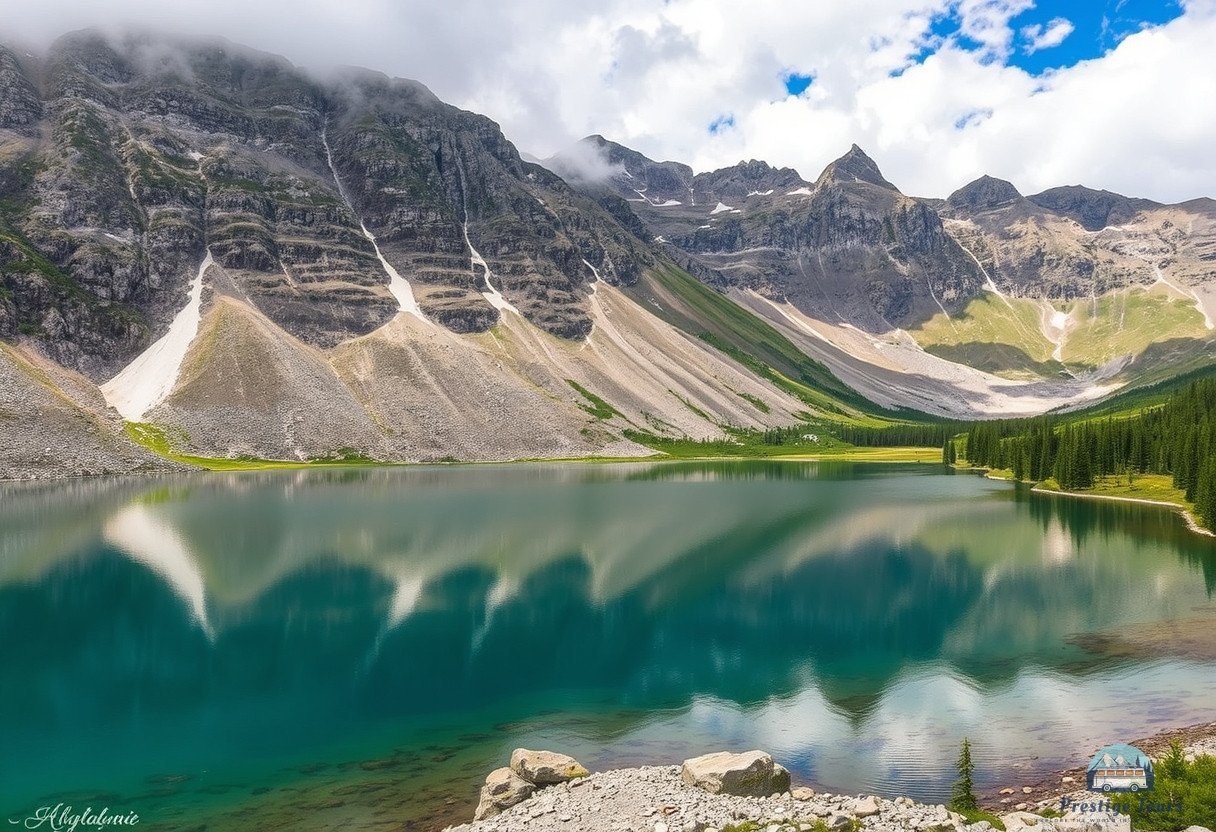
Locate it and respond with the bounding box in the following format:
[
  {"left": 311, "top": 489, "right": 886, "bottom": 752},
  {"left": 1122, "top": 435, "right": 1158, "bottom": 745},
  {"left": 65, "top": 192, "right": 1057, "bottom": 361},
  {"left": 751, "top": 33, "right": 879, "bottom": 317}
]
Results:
[
  {"left": 1021, "top": 17, "right": 1076, "bottom": 53},
  {"left": 1, "top": 0, "right": 1214, "bottom": 202},
  {"left": 955, "top": 0, "right": 1036, "bottom": 60}
]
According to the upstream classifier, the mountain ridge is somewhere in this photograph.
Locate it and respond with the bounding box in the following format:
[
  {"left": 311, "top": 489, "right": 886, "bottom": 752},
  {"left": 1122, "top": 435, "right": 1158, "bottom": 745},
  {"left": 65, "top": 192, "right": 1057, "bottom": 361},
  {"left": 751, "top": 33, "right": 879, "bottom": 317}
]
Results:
[{"left": 4, "top": 29, "right": 1216, "bottom": 478}]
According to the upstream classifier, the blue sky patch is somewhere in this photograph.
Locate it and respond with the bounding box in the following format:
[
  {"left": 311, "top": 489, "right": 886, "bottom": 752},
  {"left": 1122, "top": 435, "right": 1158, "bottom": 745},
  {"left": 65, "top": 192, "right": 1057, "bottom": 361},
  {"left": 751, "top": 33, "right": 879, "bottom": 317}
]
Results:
[
  {"left": 708, "top": 114, "right": 735, "bottom": 135},
  {"left": 897, "top": 0, "right": 1184, "bottom": 76},
  {"left": 784, "top": 72, "right": 814, "bottom": 96},
  {"left": 954, "top": 109, "right": 993, "bottom": 130},
  {"left": 1008, "top": 0, "right": 1184, "bottom": 73}
]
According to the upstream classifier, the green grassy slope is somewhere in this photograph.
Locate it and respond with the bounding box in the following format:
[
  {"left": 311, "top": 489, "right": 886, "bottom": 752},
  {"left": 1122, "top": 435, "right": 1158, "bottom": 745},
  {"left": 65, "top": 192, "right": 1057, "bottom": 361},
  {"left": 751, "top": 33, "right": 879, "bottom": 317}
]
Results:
[
  {"left": 623, "top": 262, "right": 929, "bottom": 425},
  {"left": 908, "top": 293, "right": 1058, "bottom": 377},
  {"left": 1063, "top": 287, "right": 1210, "bottom": 367}
]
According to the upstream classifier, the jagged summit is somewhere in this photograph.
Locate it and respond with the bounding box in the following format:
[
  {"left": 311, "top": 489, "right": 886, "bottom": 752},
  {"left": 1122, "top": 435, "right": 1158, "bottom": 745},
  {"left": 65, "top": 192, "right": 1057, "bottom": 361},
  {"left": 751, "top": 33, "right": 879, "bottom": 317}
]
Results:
[
  {"left": 692, "top": 159, "right": 807, "bottom": 201},
  {"left": 815, "top": 144, "right": 898, "bottom": 191},
  {"left": 946, "top": 175, "right": 1023, "bottom": 213}
]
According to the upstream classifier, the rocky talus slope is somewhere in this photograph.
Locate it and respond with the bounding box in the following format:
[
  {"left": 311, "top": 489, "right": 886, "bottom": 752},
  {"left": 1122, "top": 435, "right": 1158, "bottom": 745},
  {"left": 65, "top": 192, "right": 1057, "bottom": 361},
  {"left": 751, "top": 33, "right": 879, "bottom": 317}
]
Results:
[
  {"left": 0, "top": 340, "right": 180, "bottom": 478},
  {"left": 449, "top": 749, "right": 1137, "bottom": 832},
  {"left": 140, "top": 258, "right": 807, "bottom": 462}
]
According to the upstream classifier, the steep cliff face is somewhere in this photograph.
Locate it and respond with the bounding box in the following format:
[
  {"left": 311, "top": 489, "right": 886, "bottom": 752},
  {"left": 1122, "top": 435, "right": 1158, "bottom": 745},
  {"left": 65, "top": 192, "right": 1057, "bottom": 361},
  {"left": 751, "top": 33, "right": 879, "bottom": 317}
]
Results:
[
  {"left": 0, "top": 32, "right": 655, "bottom": 380},
  {"left": 548, "top": 139, "right": 982, "bottom": 331}
]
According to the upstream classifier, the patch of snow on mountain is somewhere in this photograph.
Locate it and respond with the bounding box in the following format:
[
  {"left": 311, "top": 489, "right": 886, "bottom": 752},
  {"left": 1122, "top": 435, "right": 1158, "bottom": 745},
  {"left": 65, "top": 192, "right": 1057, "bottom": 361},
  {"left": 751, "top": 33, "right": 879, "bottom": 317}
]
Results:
[{"left": 102, "top": 251, "right": 212, "bottom": 421}]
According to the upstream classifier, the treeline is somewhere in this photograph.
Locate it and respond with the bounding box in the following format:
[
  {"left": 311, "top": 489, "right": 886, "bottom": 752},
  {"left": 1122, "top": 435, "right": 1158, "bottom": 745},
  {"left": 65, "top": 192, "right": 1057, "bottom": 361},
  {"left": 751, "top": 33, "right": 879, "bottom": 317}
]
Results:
[
  {"left": 830, "top": 422, "right": 965, "bottom": 448},
  {"left": 962, "top": 379, "right": 1216, "bottom": 526}
]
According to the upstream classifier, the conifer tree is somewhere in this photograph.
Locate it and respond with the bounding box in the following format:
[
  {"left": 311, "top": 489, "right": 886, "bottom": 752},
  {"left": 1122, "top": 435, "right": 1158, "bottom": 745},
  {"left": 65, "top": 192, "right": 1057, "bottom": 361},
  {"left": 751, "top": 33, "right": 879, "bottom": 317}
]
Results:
[{"left": 950, "top": 737, "right": 978, "bottom": 812}]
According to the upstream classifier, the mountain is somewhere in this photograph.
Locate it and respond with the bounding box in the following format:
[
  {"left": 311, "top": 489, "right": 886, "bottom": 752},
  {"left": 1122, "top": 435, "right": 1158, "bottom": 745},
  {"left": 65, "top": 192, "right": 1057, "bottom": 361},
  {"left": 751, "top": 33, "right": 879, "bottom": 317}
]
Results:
[
  {"left": 547, "top": 137, "right": 982, "bottom": 330},
  {"left": 937, "top": 174, "right": 1216, "bottom": 378},
  {"left": 0, "top": 32, "right": 662, "bottom": 370},
  {"left": 5, "top": 30, "right": 1216, "bottom": 478},
  {"left": 548, "top": 135, "right": 1216, "bottom": 407},
  {"left": 0, "top": 30, "right": 881, "bottom": 477}
]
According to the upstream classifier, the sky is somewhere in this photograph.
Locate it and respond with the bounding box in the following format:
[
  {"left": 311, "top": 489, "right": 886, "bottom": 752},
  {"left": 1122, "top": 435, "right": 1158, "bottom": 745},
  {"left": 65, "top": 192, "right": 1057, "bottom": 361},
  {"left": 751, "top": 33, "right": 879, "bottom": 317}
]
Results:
[{"left": 2, "top": 0, "right": 1214, "bottom": 201}]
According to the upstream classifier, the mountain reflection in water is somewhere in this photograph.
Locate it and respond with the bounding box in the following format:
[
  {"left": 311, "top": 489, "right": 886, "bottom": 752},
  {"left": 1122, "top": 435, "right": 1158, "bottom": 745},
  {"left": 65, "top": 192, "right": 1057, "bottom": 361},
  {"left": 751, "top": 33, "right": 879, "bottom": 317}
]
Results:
[{"left": 1, "top": 462, "right": 1213, "bottom": 826}]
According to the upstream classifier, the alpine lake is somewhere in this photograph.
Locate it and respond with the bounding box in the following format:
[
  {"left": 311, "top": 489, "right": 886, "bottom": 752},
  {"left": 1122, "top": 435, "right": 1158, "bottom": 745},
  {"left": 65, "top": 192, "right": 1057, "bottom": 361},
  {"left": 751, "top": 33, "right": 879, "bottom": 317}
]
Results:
[{"left": 2, "top": 461, "right": 1215, "bottom": 830}]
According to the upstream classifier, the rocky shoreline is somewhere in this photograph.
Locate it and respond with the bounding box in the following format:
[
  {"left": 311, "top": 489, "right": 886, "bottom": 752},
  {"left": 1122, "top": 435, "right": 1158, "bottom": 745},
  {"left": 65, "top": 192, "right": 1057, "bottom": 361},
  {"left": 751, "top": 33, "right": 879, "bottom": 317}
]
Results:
[
  {"left": 445, "top": 749, "right": 1164, "bottom": 832},
  {"left": 979, "top": 721, "right": 1216, "bottom": 815}
]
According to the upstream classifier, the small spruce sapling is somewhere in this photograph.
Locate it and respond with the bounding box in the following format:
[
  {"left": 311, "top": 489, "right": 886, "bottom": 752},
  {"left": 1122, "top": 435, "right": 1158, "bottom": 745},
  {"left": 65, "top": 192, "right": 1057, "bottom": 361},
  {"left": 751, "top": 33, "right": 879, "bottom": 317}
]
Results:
[{"left": 950, "top": 737, "right": 978, "bottom": 813}]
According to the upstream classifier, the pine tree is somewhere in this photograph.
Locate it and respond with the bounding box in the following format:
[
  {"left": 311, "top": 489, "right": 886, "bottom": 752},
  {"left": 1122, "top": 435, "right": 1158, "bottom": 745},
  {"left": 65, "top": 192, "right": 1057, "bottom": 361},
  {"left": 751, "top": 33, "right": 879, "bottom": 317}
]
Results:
[
  {"left": 1195, "top": 455, "right": 1216, "bottom": 529},
  {"left": 950, "top": 737, "right": 978, "bottom": 812}
]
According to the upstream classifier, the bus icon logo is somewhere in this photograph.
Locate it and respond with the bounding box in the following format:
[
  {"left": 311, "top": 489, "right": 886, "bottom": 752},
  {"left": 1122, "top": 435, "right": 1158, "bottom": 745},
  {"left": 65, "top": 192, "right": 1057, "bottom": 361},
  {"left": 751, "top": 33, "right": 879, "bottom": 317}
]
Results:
[{"left": 1087, "top": 743, "right": 1153, "bottom": 793}]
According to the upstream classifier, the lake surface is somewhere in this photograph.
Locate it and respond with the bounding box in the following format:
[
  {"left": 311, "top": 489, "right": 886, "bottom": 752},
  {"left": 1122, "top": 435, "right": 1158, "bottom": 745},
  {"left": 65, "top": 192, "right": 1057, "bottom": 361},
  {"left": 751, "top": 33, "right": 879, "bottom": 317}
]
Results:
[{"left": 2, "top": 462, "right": 1215, "bottom": 830}]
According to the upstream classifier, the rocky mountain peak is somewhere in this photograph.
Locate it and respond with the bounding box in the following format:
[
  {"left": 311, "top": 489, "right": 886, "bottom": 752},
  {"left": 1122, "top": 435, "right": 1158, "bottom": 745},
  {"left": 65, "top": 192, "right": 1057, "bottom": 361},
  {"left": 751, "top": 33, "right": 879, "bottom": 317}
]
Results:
[
  {"left": 815, "top": 144, "right": 898, "bottom": 192},
  {"left": 691, "top": 159, "right": 807, "bottom": 201},
  {"left": 1027, "top": 185, "right": 1160, "bottom": 231},
  {"left": 945, "top": 175, "right": 1023, "bottom": 213}
]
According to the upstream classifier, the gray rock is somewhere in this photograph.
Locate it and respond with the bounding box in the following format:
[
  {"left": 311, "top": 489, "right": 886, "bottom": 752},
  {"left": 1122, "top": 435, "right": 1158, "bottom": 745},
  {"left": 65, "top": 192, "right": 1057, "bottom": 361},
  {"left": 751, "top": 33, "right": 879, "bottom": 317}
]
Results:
[
  {"left": 511, "top": 749, "right": 590, "bottom": 785},
  {"left": 851, "top": 795, "right": 880, "bottom": 817},
  {"left": 680, "top": 751, "right": 790, "bottom": 797},
  {"left": 826, "top": 813, "right": 853, "bottom": 830},
  {"left": 1001, "top": 812, "right": 1043, "bottom": 831},
  {"left": 474, "top": 766, "right": 535, "bottom": 820}
]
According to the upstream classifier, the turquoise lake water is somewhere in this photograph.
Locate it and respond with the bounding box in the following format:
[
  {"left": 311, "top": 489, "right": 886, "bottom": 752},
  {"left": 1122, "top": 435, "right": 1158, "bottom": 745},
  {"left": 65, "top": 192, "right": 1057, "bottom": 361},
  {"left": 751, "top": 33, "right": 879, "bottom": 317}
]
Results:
[{"left": 1, "top": 462, "right": 1214, "bottom": 830}]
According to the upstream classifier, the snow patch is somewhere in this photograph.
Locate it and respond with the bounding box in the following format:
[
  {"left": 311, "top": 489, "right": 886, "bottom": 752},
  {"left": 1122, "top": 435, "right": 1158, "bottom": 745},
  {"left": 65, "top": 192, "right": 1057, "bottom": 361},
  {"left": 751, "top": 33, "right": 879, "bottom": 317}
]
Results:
[
  {"left": 954, "top": 237, "right": 1015, "bottom": 310},
  {"left": 710, "top": 201, "right": 734, "bottom": 215},
  {"left": 787, "top": 187, "right": 814, "bottom": 196},
  {"left": 582, "top": 258, "right": 602, "bottom": 299},
  {"left": 1039, "top": 302, "right": 1072, "bottom": 362},
  {"left": 457, "top": 161, "right": 519, "bottom": 316},
  {"left": 322, "top": 126, "right": 427, "bottom": 320},
  {"left": 102, "top": 251, "right": 212, "bottom": 421},
  {"left": 631, "top": 187, "right": 682, "bottom": 207},
  {"left": 746, "top": 189, "right": 774, "bottom": 197}
]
